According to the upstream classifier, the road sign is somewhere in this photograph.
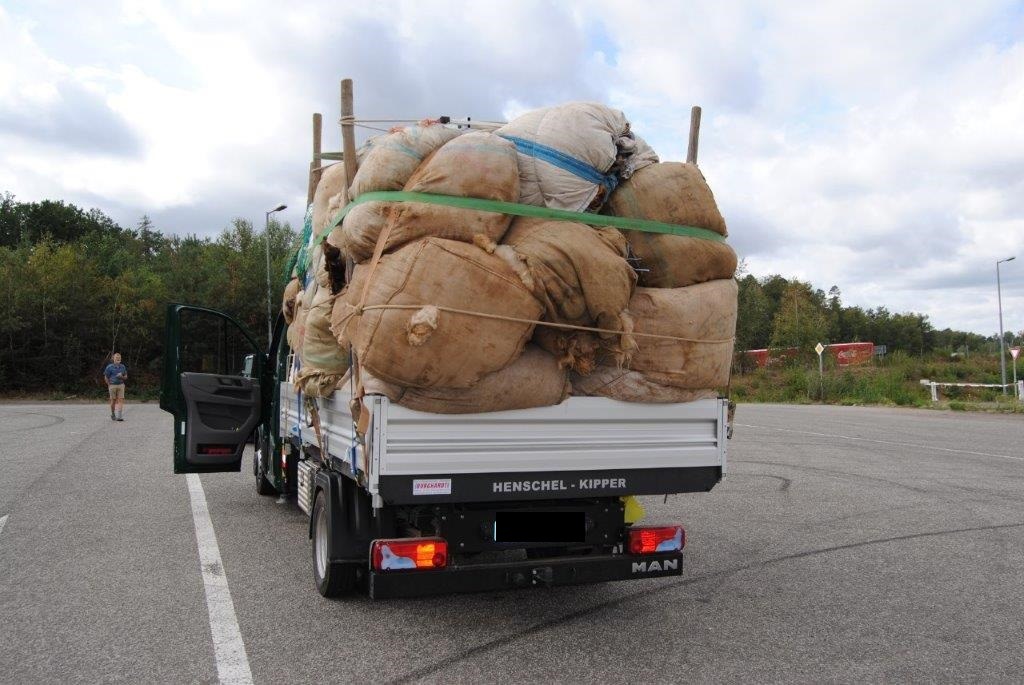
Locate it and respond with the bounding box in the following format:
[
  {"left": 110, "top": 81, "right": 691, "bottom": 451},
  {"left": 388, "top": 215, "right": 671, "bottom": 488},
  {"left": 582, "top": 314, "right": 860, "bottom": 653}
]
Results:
[
  {"left": 1012, "top": 347, "right": 1020, "bottom": 360},
  {"left": 815, "top": 343, "right": 825, "bottom": 356}
]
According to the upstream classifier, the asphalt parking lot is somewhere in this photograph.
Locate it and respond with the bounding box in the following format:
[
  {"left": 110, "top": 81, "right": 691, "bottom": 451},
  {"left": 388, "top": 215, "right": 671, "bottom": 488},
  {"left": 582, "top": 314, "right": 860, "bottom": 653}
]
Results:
[{"left": 1, "top": 402, "right": 1022, "bottom": 683}]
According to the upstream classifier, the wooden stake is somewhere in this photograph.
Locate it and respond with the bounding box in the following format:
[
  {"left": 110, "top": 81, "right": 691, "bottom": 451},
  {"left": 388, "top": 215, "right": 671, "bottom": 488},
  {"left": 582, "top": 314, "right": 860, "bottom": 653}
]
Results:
[
  {"left": 340, "top": 78, "right": 358, "bottom": 189},
  {"left": 686, "top": 106, "right": 702, "bottom": 165},
  {"left": 307, "top": 112, "right": 323, "bottom": 205}
]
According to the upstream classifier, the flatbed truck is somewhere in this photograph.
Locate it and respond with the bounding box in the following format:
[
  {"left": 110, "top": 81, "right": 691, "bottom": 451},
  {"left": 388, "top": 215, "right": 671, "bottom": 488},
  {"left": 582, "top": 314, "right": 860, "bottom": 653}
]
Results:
[{"left": 159, "top": 304, "right": 728, "bottom": 599}]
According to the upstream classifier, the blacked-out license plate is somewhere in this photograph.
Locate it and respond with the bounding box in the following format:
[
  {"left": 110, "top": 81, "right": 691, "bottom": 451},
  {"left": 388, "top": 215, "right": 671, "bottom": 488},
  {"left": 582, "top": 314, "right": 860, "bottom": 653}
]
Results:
[{"left": 494, "top": 511, "right": 586, "bottom": 543}]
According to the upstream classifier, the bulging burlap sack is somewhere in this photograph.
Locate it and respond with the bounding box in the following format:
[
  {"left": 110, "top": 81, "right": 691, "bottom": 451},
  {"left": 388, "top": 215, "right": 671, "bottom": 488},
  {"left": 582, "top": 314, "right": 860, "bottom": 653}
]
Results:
[
  {"left": 286, "top": 289, "right": 308, "bottom": 355},
  {"left": 571, "top": 367, "right": 718, "bottom": 403},
  {"left": 330, "top": 123, "right": 464, "bottom": 262},
  {"left": 350, "top": 345, "right": 569, "bottom": 414},
  {"left": 350, "top": 123, "right": 464, "bottom": 197},
  {"left": 604, "top": 279, "right": 738, "bottom": 389},
  {"left": 496, "top": 217, "right": 636, "bottom": 370},
  {"left": 331, "top": 237, "right": 542, "bottom": 389},
  {"left": 497, "top": 102, "right": 640, "bottom": 211},
  {"left": 378, "top": 132, "right": 519, "bottom": 253},
  {"left": 311, "top": 163, "right": 349, "bottom": 236},
  {"left": 282, "top": 277, "right": 301, "bottom": 324},
  {"left": 298, "top": 286, "right": 350, "bottom": 397},
  {"left": 604, "top": 162, "right": 735, "bottom": 288},
  {"left": 532, "top": 326, "right": 604, "bottom": 375},
  {"left": 500, "top": 217, "right": 635, "bottom": 329}
]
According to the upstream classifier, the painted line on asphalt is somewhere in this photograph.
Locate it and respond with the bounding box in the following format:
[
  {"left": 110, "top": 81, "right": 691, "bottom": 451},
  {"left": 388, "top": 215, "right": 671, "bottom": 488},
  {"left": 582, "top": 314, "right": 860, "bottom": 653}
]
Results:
[
  {"left": 186, "top": 474, "right": 254, "bottom": 685},
  {"left": 735, "top": 423, "right": 1023, "bottom": 462},
  {"left": 0, "top": 515, "right": 7, "bottom": 537}
]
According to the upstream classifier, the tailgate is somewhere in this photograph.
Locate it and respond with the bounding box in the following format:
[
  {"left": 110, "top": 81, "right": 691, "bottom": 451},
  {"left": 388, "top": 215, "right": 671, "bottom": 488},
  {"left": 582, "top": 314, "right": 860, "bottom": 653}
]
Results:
[{"left": 372, "top": 396, "right": 726, "bottom": 504}]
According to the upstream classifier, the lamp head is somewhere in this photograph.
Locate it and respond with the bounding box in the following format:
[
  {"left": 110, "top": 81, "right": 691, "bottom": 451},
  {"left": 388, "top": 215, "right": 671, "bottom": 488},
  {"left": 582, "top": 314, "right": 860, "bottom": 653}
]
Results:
[{"left": 268, "top": 204, "right": 287, "bottom": 213}]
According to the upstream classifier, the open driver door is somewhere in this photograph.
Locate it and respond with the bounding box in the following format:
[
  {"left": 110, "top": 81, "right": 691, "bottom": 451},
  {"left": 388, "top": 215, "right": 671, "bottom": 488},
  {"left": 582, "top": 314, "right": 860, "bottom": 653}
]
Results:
[{"left": 159, "top": 304, "right": 268, "bottom": 473}]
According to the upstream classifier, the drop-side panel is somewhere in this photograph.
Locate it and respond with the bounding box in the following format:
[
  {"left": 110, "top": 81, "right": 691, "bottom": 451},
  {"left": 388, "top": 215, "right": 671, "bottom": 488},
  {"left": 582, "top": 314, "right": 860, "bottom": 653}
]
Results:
[{"left": 379, "top": 397, "right": 726, "bottom": 475}]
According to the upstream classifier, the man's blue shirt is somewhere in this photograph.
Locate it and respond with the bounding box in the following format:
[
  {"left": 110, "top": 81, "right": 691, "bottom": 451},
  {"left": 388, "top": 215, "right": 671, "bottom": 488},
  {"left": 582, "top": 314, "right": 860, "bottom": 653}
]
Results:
[{"left": 104, "top": 363, "right": 127, "bottom": 385}]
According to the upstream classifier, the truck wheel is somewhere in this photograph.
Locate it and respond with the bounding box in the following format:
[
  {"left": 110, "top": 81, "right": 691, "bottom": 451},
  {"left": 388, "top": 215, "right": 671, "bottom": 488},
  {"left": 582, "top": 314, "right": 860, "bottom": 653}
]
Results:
[
  {"left": 254, "top": 435, "right": 278, "bottom": 497},
  {"left": 312, "top": 493, "right": 357, "bottom": 597}
]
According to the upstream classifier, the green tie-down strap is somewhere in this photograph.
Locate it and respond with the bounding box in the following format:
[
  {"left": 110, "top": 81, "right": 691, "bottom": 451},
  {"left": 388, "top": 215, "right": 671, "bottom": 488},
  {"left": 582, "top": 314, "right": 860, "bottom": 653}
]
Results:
[{"left": 312, "top": 190, "right": 728, "bottom": 252}]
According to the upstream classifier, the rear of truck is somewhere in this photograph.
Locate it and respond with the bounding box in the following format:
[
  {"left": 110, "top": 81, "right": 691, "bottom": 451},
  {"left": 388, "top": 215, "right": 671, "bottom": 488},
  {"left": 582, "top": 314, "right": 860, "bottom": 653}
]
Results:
[{"left": 281, "top": 368, "right": 726, "bottom": 598}]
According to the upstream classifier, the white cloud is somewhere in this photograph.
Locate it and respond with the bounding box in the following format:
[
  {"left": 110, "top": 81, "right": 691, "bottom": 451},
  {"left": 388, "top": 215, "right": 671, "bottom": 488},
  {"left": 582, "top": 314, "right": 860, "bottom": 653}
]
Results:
[{"left": 0, "top": 0, "right": 1022, "bottom": 334}]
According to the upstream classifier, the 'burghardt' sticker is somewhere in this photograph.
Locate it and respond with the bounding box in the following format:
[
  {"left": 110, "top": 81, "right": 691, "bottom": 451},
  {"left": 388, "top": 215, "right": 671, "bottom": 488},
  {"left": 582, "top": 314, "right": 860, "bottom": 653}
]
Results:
[{"left": 412, "top": 479, "right": 452, "bottom": 496}]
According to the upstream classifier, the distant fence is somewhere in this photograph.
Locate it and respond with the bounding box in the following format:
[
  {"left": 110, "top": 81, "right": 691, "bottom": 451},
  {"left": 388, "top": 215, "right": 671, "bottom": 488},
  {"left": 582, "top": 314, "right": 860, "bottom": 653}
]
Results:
[{"left": 919, "top": 379, "right": 1023, "bottom": 402}]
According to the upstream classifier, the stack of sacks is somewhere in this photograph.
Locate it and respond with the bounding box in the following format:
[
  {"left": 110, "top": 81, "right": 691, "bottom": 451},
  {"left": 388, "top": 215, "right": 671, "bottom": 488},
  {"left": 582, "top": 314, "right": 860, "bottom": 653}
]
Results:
[
  {"left": 281, "top": 101, "right": 737, "bottom": 411},
  {"left": 568, "top": 161, "right": 738, "bottom": 402},
  {"left": 322, "top": 126, "right": 571, "bottom": 412},
  {"left": 287, "top": 162, "right": 359, "bottom": 397}
]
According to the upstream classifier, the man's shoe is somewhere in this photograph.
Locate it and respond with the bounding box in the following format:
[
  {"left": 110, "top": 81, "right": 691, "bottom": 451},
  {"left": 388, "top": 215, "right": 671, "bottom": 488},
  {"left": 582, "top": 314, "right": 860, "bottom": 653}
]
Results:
[
  {"left": 111, "top": 413, "right": 116, "bottom": 420},
  {"left": 116, "top": 417, "right": 124, "bottom": 422}
]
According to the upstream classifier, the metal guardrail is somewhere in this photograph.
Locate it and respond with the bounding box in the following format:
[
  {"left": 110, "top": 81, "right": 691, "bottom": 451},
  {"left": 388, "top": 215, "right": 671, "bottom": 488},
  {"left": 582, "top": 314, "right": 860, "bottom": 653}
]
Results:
[{"left": 919, "top": 379, "right": 1023, "bottom": 402}]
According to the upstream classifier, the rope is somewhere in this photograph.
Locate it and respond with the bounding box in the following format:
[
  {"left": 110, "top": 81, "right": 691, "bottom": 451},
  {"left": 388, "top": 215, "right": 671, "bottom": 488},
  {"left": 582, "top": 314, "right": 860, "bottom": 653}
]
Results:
[
  {"left": 339, "top": 303, "right": 735, "bottom": 346},
  {"left": 338, "top": 117, "right": 508, "bottom": 126}
]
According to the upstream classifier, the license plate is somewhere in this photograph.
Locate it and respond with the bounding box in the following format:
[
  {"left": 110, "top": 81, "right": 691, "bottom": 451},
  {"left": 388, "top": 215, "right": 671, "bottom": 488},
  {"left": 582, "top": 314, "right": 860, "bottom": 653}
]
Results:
[{"left": 494, "top": 511, "right": 585, "bottom": 543}]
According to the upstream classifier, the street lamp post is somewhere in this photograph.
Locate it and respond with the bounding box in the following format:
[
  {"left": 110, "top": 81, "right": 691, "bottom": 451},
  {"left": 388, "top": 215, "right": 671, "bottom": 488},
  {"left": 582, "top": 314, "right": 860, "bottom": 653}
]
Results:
[
  {"left": 997, "top": 256, "right": 1016, "bottom": 395},
  {"left": 265, "top": 204, "right": 287, "bottom": 342}
]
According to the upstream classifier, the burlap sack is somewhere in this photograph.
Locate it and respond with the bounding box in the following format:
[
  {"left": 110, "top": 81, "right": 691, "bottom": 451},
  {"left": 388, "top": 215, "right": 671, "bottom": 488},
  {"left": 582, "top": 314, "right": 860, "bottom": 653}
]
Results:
[
  {"left": 330, "top": 123, "right": 463, "bottom": 262},
  {"left": 625, "top": 232, "right": 737, "bottom": 288},
  {"left": 605, "top": 279, "right": 738, "bottom": 389},
  {"left": 497, "top": 102, "right": 640, "bottom": 211},
  {"left": 286, "top": 290, "right": 308, "bottom": 355},
  {"left": 331, "top": 237, "right": 542, "bottom": 389},
  {"left": 350, "top": 346, "right": 570, "bottom": 414},
  {"left": 532, "top": 326, "right": 604, "bottom": 375},
  {"left": 350, "top": 123, "right": 464, "bottom": 197},
  {"left": 604, "top": 161, "right": 734, "bottom": 288},
  {"left": 311, "top": 163, "right": 349, "bottom": 236},
  {"left": 282, "top": 277, "right": 301, "bottom": 324},
  {"left": 500, "top": 217, "right": 635, "bottom": 330},
  {"left": 571, "top": 367, "right": 718, "bottom": 403},
  {"left": 378, "top": 132, "right": 519, "bottom": 254},
  {"left": 605, "top": 162, "right": 727, "bottom": 235},
  {"left": 299, "top": 286, "right": 350, "bottom": 397}
]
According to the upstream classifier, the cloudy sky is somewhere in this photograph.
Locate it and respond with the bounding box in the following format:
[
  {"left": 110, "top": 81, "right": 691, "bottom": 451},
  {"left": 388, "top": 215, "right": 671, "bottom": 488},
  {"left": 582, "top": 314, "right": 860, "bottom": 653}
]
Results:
[{"left": 1, "top": 0, "right": 1022, "bottom": 335}]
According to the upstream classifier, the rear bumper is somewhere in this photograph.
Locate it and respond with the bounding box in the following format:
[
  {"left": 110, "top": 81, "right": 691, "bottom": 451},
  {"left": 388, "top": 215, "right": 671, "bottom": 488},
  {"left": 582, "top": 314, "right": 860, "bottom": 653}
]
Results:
[{"left": 367, "top": 551, "right": 683, "bottom": 599}]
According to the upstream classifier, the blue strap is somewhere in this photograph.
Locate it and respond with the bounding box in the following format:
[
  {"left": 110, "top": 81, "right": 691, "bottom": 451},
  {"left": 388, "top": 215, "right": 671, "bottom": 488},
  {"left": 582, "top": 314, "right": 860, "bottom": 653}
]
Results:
[{"left": 498, "top": 134, "right": 619, "bottom": 195}]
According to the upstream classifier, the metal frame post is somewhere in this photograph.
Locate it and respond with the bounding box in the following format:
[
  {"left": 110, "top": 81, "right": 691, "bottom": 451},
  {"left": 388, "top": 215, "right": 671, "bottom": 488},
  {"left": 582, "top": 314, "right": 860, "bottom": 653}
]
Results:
[{"left": 996, "top": 256, "right": 1015, "bottom": 395}]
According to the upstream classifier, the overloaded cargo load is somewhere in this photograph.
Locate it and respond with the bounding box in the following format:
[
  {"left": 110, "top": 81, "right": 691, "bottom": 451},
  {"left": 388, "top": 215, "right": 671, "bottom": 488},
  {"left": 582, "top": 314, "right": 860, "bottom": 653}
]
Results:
[{"left": 284, "top": 101, "right": 739, "bottom": 411}]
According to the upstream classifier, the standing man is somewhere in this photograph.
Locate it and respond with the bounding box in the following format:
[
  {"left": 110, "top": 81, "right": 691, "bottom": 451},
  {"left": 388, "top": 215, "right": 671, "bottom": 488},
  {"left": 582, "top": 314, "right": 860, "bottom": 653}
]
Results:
[{"left": 104, "top": 352, "right": 128, "bottom": 421}]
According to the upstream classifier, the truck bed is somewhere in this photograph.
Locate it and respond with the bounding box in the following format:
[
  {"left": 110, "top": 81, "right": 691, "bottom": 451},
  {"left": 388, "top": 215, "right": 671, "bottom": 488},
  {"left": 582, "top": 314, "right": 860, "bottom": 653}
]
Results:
[{"left": 281, "top": 379, "right": 726, "bottom": 505}]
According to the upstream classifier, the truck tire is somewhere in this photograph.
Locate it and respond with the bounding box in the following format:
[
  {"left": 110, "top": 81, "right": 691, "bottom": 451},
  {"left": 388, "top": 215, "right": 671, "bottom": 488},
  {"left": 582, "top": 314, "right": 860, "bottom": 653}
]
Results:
[
  {"left": 254, "top": 431, "right": 278, "bottom": 497},
  {"left": 312, "top": 492, "right": 358, "bottom": 597}
]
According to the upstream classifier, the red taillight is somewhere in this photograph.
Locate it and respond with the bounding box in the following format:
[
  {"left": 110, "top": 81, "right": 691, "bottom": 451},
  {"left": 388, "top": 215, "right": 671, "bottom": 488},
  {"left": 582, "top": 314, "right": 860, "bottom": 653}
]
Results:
[
  {"left": 628, "top": 525, "right": 686, "bottom": 554},
  {"left": 371, "top": 538, "right": 448, "bottom": 571}
]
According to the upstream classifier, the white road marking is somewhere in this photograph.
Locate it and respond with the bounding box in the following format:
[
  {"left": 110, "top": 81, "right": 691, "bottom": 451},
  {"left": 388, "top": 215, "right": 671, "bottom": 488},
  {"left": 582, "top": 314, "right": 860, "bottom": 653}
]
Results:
[
  {"left": 186, "top": 474, "right": 254, "bottom": 685},
  {"left": 735, "top": 423, "right": 1023, "bottom": 462},
  {"left": 0, "top": 515, "right": 7, "bottom": 536}
]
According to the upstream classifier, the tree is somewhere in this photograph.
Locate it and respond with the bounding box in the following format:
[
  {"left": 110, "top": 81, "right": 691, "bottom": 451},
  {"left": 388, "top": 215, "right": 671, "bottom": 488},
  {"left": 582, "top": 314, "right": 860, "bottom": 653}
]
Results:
[
  {"left": 769, "top": 282, "right": 829, "bottom": 353},
  {"left": 735, "top": 275, "right": 772, "bottom": 351}
]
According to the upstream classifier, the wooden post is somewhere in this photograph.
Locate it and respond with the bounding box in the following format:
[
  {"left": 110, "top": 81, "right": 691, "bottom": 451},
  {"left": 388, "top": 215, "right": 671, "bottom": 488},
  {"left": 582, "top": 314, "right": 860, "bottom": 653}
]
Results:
[
  {"left": 686, "top": 105, "right": 702, "bottom": 165},
  {"left": 340, "top": 78, "right": 358, "bottom": 189},
  {"left": 307, "top": 112, "right": 323, "bottom": 205}
]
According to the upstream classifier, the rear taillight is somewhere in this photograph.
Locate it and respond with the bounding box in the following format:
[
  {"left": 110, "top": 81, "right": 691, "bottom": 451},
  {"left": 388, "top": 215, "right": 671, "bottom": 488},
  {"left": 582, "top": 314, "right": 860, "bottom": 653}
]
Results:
[
  {"left": 628, "top": 525, "right": 685, "bottom": 554},
  {"left": 371, "top": 538, "right": 448, "bottom": 571}
]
